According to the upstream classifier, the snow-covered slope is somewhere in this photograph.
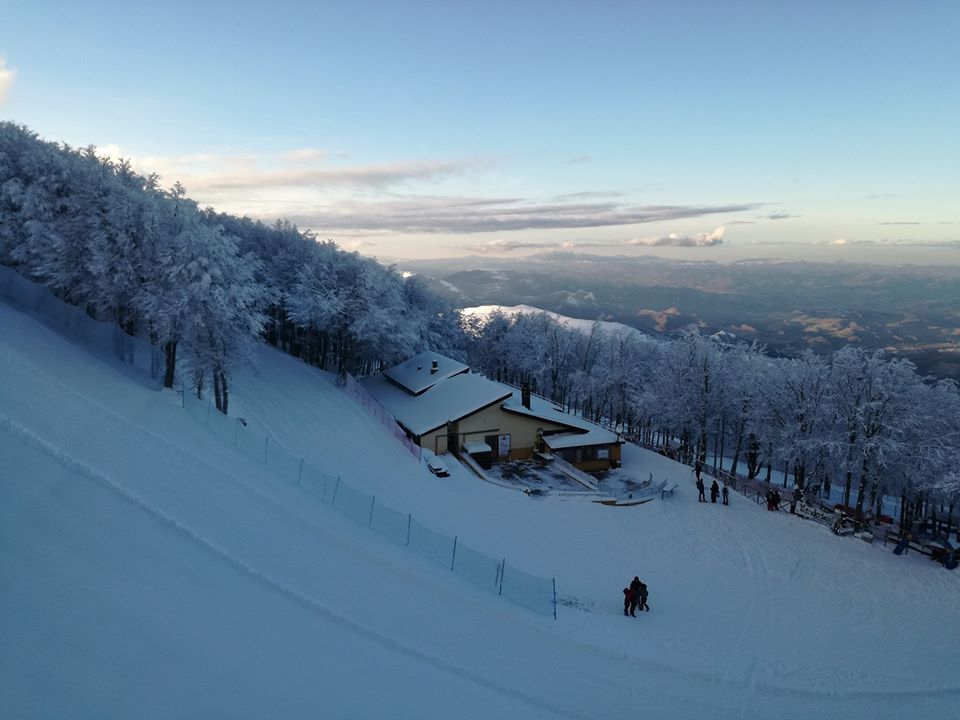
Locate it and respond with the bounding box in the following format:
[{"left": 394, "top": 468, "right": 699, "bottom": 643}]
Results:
[
  {"left": 462, "top": 304, "right": 645, "bottom": 338},
  {"left": 2, "top": 298, "right": 959, "bottom": 719}
]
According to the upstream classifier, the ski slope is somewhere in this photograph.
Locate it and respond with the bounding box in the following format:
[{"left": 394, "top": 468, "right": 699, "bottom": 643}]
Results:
[{"left": 2, "top": 298, "right": 959, "bottom": 719}]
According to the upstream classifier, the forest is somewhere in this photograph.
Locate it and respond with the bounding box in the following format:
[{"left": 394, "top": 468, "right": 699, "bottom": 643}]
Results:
[
  {"left": 2, "top": 121, "right": 957, "bottom": 531},
  {"left": 466, "top": 310, "right": 960, "bottom": 532},
  {"left": 0, "top": 122, "right": 464, "bottom": 413}
]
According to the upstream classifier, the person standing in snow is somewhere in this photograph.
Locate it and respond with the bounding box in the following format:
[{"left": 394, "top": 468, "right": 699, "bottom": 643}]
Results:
[
  {"left": 696, "top": 477, "right": 706, "bottom": 502},
  {"left": 623, "top": 586, "right": 636, "bottom": 616},
  {"left": 628, "top": 576, "right": 642, "bottom": 617},
  {"left": 722, "top": 484, "right": 729, "bottom": 505},
  {"left": 710, "top": 479, "right": 720, "bottom": 503},
  {"left": 638, "top": 580, "right": 650, "bottom": 612}
]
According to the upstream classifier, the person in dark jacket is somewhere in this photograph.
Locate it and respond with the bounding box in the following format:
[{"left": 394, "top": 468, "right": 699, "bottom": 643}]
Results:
[
  {"left": 696, "top": 477, "right": 706, "bottom": 502},
  {"left": 623, "top": 586, "right": 635, "bottom": 616},
  {"left": 628, "top": 576, "right": 642, "bottom": 616},
  {"left": 722, "top": 484, "right": 729, "bottom": 505},
  {"left": 710, "top": 479, "right": 720, "bottom": 503},
  {"left": 638, "top": 580, "right": 650, "bottom": 612}
]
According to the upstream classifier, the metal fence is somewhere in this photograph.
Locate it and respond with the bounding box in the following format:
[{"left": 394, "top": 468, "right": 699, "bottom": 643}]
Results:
[
  {"left": 183, "top": 387, "right": 558, "bottom": 618},
  {"left": 0, "top": 263, "right": 557, "bottom": 618},
  {"left": 0, "top": 264, "right": 163, "bottom": 389},
  {"left": 342, "top": 373, "right": 422, "bottom": 462}
]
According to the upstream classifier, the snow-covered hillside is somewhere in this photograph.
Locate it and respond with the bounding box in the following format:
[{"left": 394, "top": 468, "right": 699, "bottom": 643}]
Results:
[
  {"left": 462, "top": 304, "right": 645, "bottom": 338},
  {"left": 2, "top": 298, "right": 959, "bottom": 719}
]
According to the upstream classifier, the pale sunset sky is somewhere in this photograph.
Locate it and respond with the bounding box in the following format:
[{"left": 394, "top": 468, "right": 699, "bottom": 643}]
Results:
[{"left": 2, "top": 0, "right": 958, "bottom": 263}]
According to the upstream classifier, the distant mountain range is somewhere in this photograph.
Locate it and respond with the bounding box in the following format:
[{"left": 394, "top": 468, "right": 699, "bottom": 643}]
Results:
[{"left": 401, "top": 253, "right": 960, "bottom": 379}]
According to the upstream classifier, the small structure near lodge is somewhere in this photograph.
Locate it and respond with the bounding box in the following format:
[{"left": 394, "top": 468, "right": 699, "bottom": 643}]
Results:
[{"left": 362, "top": 351, "right": 621, "bottom": 472}]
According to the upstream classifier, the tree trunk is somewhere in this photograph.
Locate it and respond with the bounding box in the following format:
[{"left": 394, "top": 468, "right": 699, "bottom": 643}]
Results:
[
  {"left": 163, "top": 340, "right": 177, "bottom": 389},
  {"left": 219, "top": 370, "right": 229, "bottom": 415}
]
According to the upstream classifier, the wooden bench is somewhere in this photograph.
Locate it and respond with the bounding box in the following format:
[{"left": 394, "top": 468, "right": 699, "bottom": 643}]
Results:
[{"left": 661, "top": 483, "right": 678, "bottom": 500}]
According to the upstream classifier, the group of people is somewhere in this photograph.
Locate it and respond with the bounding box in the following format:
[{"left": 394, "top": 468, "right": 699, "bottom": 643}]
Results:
[
  {"left": 622, "top": 576, "right": 650, "bottom": 617},
  {"left": 695, "top": 475, "right": 729, "bottom": 505},
  {"left": 765, "top": 489, "right": 782, "bottom": 511}
]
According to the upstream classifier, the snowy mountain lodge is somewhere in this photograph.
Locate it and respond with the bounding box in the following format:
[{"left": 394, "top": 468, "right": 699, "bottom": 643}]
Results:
[{"left": 362, "top": 352, "right": 622, "bottom": 472}]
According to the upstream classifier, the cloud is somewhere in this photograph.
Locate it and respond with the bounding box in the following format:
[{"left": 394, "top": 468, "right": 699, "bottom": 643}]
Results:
[
  {"left": 194, "top": 158, "right": 471, "bottom": 191},
  {"left": 625, "top": 226, "right": 726, "bottom": 247},
  {"left": 552, "top": 190, "right": 623, "bottom": 201},
  {"left": 284, "top": 199, "right": 757, "bottom": 235},
  {"left": 0, "top": 57, "right": 14, "bottom": 106},
  {"left": 635, "top": 307, "right": 681, "bottom": 332},
  {"left": 473, "top": 239, "right": 564, "bottom": 253},
  {"left": 765, "top": 211, "right": 796, "bottom": 220},
  {"left": 564, "top": 155, "right": 592, "bottom": 164},
  {"left": 877, "top": 221, "right": 920, "bottom": 226},
  {"left": 790, "top": 313, "right": 863, "bottom": 342},
  {"left": 100, "top": 147, "right": 473, "bottom": 197},
  {"left": 817, "top": 237, "right": 960, "bottom": 248}
]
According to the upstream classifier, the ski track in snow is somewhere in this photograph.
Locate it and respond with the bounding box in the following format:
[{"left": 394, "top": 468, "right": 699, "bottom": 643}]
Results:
[{"left": 0, "top": 412, "right": 593, "bottom": 720}]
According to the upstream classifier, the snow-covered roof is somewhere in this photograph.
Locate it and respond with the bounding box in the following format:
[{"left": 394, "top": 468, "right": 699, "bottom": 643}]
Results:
[
  {"left": 363, "top": 371, "right": 512, "bottom": 437},
  {"left": 543, "top": 429, "right": 619, "bottom": 450},
  {"left": 367, "top": 352, "right": 618, "bottom": 445},
  {"left": 463, "top": 441, "right": 492, "bottom": 454},
  {"left": 382, "top": 351, "right": 469, "bottom": 396},
  {"left": 501, "top": 391, "right": 619, "bottom": 448}
]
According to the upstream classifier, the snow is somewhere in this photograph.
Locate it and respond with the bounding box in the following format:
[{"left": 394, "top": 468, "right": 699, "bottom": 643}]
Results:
[
  {"left": 3, "top": 298, "right": 960, "bottom": 719},
  {"left": 502, "top": 393, "right": 619, "bottom": 446},
  {"left": 382, "top": 350, "right": 469, "bottom": 395},
  {"left": 542, "top": 429, "right": 617, "bottom": 450},
  {"left": 363, "top": 371, "right": 512, "bottom": 437},
  {"left": 462, "top": 304, "right": 646, "bottom": 338}
]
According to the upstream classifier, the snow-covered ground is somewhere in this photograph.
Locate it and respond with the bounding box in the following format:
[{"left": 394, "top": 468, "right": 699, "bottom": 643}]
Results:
[
  {"left": 461, "top": 304, "right": 645, "bottom": 338},
  {"left": 2, "top": 298, "right": 959, "bottom": 719}
]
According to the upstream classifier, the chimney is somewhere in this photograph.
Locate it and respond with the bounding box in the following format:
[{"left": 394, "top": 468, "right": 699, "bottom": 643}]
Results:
[
  {"left": 431, "top": 359, "right": 439, "bottom": 374},
  {"left": 521, "top": 384, "right": 531, "bottom": 410}
]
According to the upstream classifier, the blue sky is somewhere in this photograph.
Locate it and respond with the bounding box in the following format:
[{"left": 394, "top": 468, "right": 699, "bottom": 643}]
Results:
[{"left": 2, "top": 0, "right": 959, "bottom": 262}]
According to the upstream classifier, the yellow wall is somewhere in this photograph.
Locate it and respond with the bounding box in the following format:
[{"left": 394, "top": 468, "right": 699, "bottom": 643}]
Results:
[
  {"left": 420, "top": 406, "right": 569, "bottom": 458},
  {"left": 417, "top": 405, "right": 622, "bottom": 470}
]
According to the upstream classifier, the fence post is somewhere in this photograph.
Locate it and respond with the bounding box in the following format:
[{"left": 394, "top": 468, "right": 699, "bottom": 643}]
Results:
[
  {"left": 451, "top": 536, "right": 458, "bottom": 571},
  {"left": 499, "top": 559, "right": 506, "bottom": 595},
  {"left": 368, "top": 496, "right": 376, "bottom": 526},
  {"left": 406, "top": 514, "right": 412, "bottom": 546},
  {"left": 553, "top": 578, "right": 558, "bottom": 620},
  {"left": 331, "top": 476, "right": 341, "bottom": 505},
  {"left": 264, "top": 436, "right": 269, "bottom": 462},
  {"left": 297, "top": 458, "right": 304, "bottom": 484}
]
